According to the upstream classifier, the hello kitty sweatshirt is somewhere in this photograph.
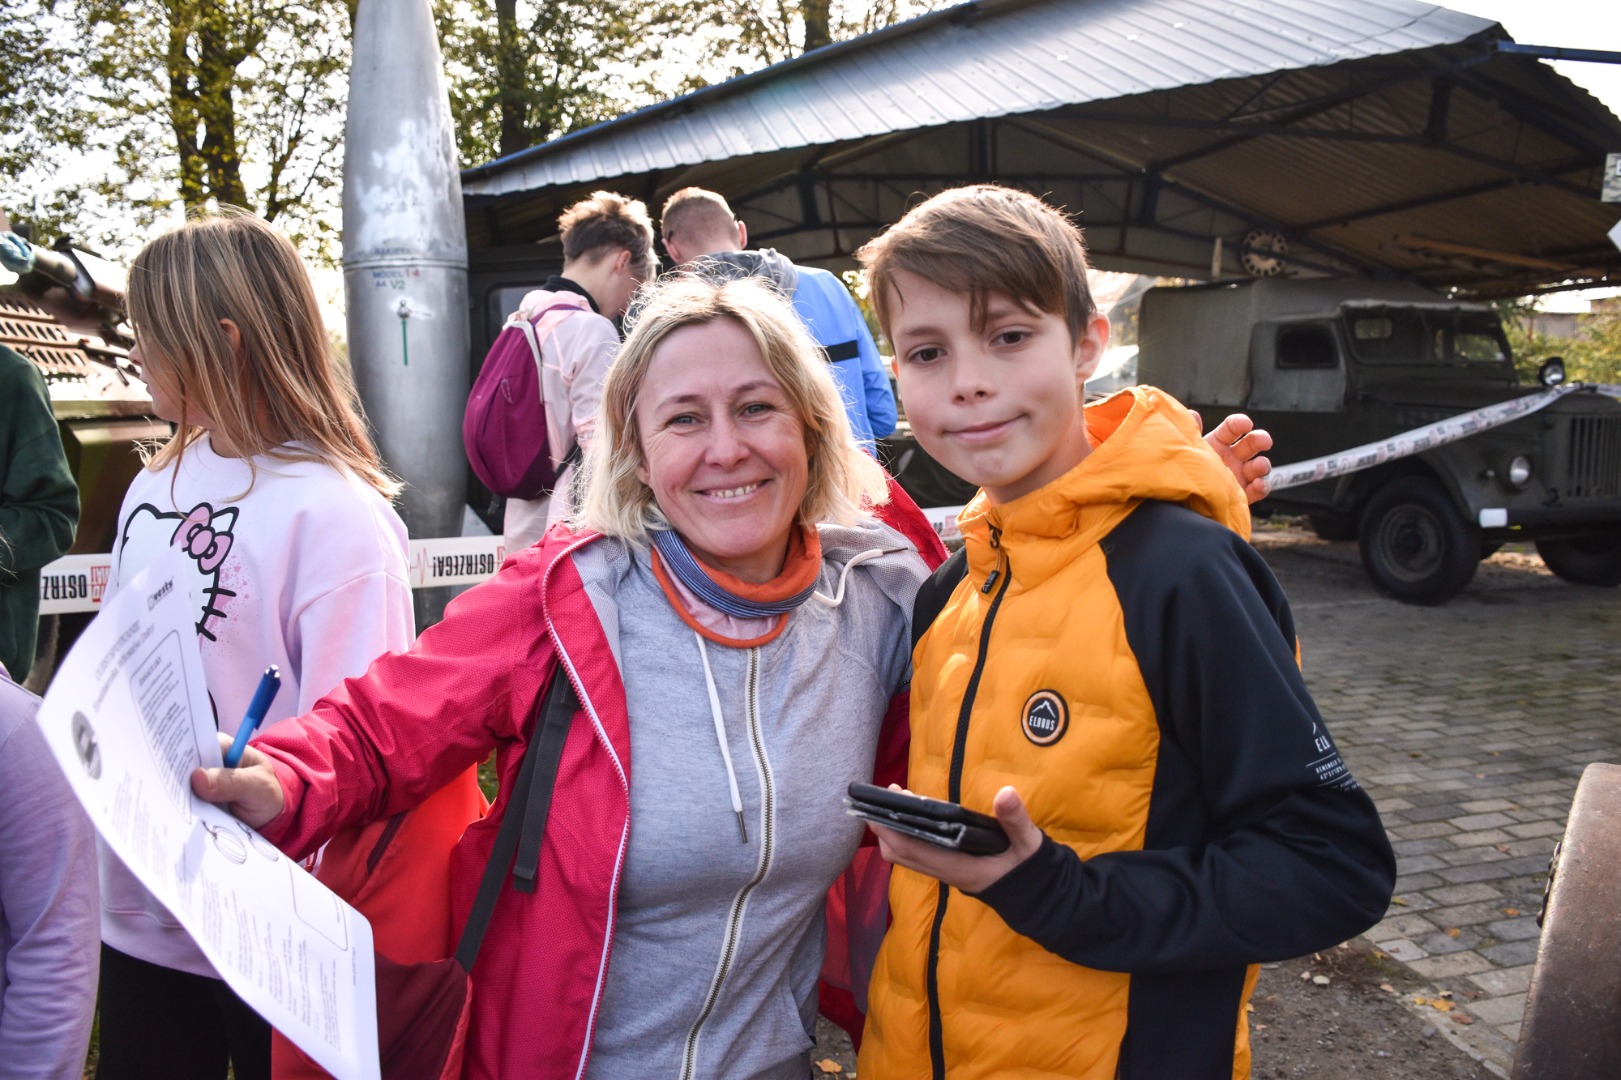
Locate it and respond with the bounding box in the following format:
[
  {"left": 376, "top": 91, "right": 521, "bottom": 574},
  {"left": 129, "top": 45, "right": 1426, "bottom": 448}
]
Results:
[{"left": 99, "top": 435, "right": 419, "bottom": 977}]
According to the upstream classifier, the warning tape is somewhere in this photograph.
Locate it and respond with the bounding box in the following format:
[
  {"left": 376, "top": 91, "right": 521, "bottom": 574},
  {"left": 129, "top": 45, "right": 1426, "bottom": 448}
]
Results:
[
  {"left": 39, "top": 535, "right": 513, "bottom": 617},
  {"left": 1263, "top": 383, "right": 1598, "bottom": 494},
  {"left": 37, "top": 383, "right": 1618, "bottom": 615}
]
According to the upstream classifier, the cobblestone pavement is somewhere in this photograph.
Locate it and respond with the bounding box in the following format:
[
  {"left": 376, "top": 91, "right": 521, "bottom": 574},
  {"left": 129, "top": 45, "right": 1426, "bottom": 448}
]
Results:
[{"left": 1252, "top": 524, "right": 1621, "bottom": 1076}]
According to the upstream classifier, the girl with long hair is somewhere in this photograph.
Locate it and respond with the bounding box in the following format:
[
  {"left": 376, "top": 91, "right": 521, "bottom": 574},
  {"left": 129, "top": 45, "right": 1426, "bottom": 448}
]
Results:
[{"left": 97, "top": 209, "right": 483, "bottom": 1080}]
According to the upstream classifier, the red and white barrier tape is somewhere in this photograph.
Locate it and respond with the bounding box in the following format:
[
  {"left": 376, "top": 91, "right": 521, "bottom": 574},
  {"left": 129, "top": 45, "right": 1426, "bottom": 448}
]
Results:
[
  {"left": 1264, "top": 383, "right": 1593, "bottom": 494},
  {"left": 38, "top": 384, "right": 1617, "bottom": 614}
]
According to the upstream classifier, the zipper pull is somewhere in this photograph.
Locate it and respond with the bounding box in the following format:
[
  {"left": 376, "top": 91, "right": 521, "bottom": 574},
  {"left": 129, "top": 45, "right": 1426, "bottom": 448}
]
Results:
[{"left": 981, "top": 569, "right": 999, "bottom": 594}]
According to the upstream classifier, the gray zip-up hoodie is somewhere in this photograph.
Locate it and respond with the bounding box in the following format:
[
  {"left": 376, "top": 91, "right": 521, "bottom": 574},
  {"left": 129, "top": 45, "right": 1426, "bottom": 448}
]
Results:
[{"left": 579, "top": 519, "right": 927, "bottom": 1080}]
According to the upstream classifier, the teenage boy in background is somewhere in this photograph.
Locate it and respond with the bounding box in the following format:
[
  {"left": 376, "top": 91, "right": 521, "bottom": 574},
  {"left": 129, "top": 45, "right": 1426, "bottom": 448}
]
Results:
[
  {"left": 659, "top": 187, "right": 897, "bottom": 450},
  {"left": 854, "top": 185, "right": 1396, "bottom": 1080}
]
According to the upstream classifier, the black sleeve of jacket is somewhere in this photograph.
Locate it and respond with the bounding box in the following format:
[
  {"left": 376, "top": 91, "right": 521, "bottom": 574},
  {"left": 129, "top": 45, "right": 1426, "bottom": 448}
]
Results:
[{"left": 973, "top": 501, "right": 1395, "bottom": 974}]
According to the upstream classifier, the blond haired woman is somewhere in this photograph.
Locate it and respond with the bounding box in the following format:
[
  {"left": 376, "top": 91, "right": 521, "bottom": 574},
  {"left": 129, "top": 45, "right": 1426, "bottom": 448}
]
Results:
[
  {"left": 193, "top": 275, "right": 949, "bottom": 1078},
  {"left": 101, "top": 209, "right": 485, "bottom": 1080}
]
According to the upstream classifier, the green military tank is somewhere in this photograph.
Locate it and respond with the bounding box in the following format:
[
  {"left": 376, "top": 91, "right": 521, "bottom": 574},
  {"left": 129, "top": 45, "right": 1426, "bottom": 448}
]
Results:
[{"left": 1, "top": 224, "right": 168, "bottom": 685}]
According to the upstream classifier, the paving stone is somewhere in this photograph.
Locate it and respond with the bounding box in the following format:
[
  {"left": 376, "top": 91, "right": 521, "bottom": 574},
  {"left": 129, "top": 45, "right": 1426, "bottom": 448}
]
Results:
[
  {"left": 1393, "top": 872, "right": 1446, "bottom": 892},
  {"left": 1448, "top": 811, "right": 1517, "bottom": 830},
  {"left": 1465, "top": 992, "right": 1529, "bottom": 1026},
  {"left": 1395, "top": 837, "right": 1459, "bottom": 857},
  {"left": 1426, "top": 882, "right": 1503, "bottom": 905},
  {"left": 1407, "top": 951, "right": 1493, "bottom": 978},
  {"left": 1485, "top": 917, "right": 1542, "bottom": 943},
  {"left": 1391, "top": 821, "right": 1461, "bottom": 840},
  {"left": 1505, "top": 820, "right": 1566, "bottom": 839},
  {"left": 1415, "top": 928, "right": 1483, "bottom": 955},
  {"left": 1447, "top": 828, "right": 1514, "bottom": 848},
  {"left": 1404, "top": 803, "right": 1463, "bottom": 823},
  {"left": 1424, "top": 902, "right": 1509, "bottom": 928},
  {"left": 1438, "top": 846, "right": 1508, "bottom": 867},
  {"left": 1458, "top": 798, "right": 1516, "bottom": 813},
  {"left": 1379, "top": 938, "right": 1427, "bottom": 962},
  {"left": 1479, "top": 940, "right": 1541, "bottom": 967},
  {"left": 1372, "top": 913, "right": 1440, "bottom": 940},
  {"left": 1437, "top": 862, "right": 1515, "bottom": 885},
  {"left": 1468, "top": 965, "right": 1535, "bottom": 996},
  {"left": 1386, "top": 893, "right": 1439, "bottom": 913}
]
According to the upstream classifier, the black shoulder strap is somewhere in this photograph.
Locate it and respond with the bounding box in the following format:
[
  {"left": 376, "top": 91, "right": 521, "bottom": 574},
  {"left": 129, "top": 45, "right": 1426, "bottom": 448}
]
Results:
[
  {"left": 911, "top": 546, "right": 968, "bottom": 649},
  {"left": 823, "top": 339, "right": 860, "bottom": 363},
  {"left": 454, "top": 668, "right": 578, "bottom": 972}
]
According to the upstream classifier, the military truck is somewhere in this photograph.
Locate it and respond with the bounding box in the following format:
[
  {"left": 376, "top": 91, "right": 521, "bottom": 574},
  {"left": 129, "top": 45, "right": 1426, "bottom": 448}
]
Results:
[
  {"left": 0, "top": 230, "right": 165, "bottom": 686},
  {"left": 1137, "top": 277, "right": 1621, "bottom": 605}
]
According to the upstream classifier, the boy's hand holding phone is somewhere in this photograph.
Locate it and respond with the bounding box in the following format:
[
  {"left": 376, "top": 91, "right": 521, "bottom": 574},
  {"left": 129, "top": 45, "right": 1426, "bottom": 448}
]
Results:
[{"left": 867, "top": 784, "right": 1044, "bottom": 894}]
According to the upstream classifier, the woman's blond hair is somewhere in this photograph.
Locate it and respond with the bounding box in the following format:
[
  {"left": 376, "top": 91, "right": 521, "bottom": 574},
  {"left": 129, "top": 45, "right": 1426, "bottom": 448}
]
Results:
[
  {"left": 128, "top": 207, "right": 400, "bottom": 498},
  {"left": 576, "top": 274, "right": 888, "bottom": 543}
]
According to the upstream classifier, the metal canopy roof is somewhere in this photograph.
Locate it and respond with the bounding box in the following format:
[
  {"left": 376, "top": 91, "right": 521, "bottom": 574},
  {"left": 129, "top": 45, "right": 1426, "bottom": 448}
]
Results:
[{"left": 460, "top": 0, "right": 1621, "bottom": 297}]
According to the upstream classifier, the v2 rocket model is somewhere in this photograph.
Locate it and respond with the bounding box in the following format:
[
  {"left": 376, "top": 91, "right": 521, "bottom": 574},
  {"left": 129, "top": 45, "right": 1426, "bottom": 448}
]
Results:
[{"left": 343, "top": 0, "right": 469, "bottom": 629}]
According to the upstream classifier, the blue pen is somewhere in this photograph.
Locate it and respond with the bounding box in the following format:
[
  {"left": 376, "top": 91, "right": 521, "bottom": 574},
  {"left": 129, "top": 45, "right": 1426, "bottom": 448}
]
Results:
[{"left": 224, "top": 666, "right": 281, "bottom": 768}]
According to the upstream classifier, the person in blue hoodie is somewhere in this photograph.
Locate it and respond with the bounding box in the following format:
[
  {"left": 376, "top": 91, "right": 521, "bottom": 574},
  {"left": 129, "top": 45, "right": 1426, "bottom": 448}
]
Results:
[{"left": 659, "top": 187, "right": 897, "bottom": 451}]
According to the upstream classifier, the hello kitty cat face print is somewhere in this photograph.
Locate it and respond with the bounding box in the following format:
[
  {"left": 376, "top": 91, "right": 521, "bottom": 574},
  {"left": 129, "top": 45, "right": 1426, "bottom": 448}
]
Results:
[{"left": 119, "top": 501, "right": 239, "bottom": 640}]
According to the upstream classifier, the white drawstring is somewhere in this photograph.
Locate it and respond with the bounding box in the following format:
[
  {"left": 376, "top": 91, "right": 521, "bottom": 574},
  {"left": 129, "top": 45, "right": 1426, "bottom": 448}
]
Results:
[
  {"left": 810, "top": 547, "right": 897, "bottom": 607},
  {"left": 695, "top": 632, "right": 748, "bottom": 843}
]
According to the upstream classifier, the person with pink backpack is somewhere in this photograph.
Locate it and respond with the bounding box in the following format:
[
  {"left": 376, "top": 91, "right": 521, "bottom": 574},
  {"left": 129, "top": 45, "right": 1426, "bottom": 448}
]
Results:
[{"left": 472, "top": 192, "right": 657, "bottom": 551}]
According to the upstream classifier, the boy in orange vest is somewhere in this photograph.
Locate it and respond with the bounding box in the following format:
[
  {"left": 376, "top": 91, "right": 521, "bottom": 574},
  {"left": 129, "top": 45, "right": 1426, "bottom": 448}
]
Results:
[{"left": 855, "top": 185, "right": 1396, "bottom": 1079}]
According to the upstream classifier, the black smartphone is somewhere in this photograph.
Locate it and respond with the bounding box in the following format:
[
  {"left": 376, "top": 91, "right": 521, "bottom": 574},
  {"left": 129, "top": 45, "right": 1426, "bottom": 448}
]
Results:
[{"left": 846, "top": 782, "right": 1010, "bottom": 855}]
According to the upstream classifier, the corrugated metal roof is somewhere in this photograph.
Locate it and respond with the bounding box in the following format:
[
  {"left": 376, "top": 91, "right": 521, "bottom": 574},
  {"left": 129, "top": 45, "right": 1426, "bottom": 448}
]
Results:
[
  {"left": 462, "top": 0, "right": 1496, "bottom": 197},
  {"left": 457, "top": 0, "right": 1621, "bottom": 296}
]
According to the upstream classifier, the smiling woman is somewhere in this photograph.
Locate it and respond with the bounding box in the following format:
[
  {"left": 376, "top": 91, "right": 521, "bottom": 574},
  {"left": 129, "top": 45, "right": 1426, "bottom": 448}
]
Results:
[{"left": 189, "top": 273, "right": 950, "bottom": 1078}]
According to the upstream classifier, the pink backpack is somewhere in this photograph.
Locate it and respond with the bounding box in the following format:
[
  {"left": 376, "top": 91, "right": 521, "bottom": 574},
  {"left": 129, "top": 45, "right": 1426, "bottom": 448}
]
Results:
[{"left": 462, "top": 295, "right": 590, "bottom": 500}]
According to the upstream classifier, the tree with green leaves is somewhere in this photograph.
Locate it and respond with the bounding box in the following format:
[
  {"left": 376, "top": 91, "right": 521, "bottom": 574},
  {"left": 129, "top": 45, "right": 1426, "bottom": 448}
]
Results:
[
  {"left": 437, "top": 0, "right": 702, "bottom": 166},
  {"left": 1501, "top": 298, "right": 1621, "bottom": 388},
  {"left": 437, "top": 0, "right": 943, "bottom": 168},
  {"left": 2, "top": 0, "right": 351, "bottom": 258},
  {"left": 695, "top": 0, "right": 932, "bottom": 73}
]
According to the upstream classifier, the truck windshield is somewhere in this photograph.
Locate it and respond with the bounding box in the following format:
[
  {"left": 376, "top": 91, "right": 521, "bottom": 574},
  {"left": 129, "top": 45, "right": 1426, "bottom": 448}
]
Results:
[{"left": 1345, "top": 307, "right": 1511, "bottom": 368}]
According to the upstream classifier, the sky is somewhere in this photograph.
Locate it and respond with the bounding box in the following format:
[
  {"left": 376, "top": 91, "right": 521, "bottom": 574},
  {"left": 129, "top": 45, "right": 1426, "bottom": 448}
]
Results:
[{"left": 1445, "top": 0, "right": 1621, "bottom": 115}]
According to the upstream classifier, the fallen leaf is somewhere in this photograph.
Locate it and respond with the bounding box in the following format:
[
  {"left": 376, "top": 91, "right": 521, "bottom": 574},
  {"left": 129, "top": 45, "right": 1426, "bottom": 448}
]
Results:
[
  {"left": 1312, "top": 975, "right": 1331, "bottom": 986},
  {"left": 1300, "top": 971, "right": 1312, "bottom": 981},
  {"left": 1338, "top": 941, "right": 1351, "bottom": 950},
  {"left": 1409, "top": 751, "right": 1423, "bottom": 758},
  {"left": 1453, "top": 1013, "right": 1476, "bottom": 1025},
  {"left": 1438, "top": 990, "right": 1453, "bottom": 999},
  {"left": 1504, "top": 908, "right": 1521, "bottom": 916},
  {"left": 1444, "top": 928, "right": 1462, "bottom": 938},
  {"left": 1496, "top": 845, "right": 1512, "bottom": 854},
  {"left": 1380, "top": 983, "right": 1396, "bottom": 994},
  {"left": 816, "top": 1060, "right": 842, "bottom": 1074},
  {"left": 1433, "top": 1000, "right": 1456, "bottom": 1013},
  {"left": 1391, "top": 897, "right": 1410, "bottom": 907},
  {"left": 1245, "top": 1003, "right": 1254, "bottom": 1012},
  {"left": 1255, "top": 1024, "right": 1268, "bottom": 1031}
]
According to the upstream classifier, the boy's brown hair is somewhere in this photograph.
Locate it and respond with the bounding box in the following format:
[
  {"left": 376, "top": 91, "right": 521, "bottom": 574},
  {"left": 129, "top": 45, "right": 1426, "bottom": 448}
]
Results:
[
  {"left": 658, "top": 188, "right": 740, "bottom": 253},
  {"left": 856, "top": 184, "right": 1096, "bottom": 342},
  {"left": 558, "top": 191, "right": 656, "bottom": 272}
]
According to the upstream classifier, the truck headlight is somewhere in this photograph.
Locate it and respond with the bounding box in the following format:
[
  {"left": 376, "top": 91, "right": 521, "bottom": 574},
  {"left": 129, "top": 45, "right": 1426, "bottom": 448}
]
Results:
[{"left": 1507, "top": 455, "right": 1533, "bottom": 490}]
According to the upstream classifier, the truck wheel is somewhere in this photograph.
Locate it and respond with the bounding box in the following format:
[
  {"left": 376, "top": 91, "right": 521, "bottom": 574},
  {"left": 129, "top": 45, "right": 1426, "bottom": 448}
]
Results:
[
  {"left": 1358, "top": 477, "right": 1480, "bottom": 604},
  {"left": 1535, "top": 536, "right": 1621, "bottom": 587}
]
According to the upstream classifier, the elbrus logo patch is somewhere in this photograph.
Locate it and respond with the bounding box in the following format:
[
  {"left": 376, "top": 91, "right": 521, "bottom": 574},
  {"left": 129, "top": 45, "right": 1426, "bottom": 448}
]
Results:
[{"left": 1021, "top": 690, "right": 1069, "bottom": 746}]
